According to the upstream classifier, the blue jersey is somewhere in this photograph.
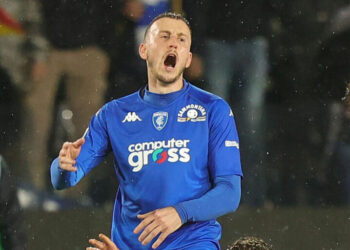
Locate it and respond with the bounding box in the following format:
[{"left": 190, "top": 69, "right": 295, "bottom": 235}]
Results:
[{"left": 73, "top": 81, "right": 242, "bottom": 249}]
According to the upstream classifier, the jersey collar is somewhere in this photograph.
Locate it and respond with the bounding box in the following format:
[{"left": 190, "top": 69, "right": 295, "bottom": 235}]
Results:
[{"left": 142, "top": 80, "right": 189, "bottom": 107}]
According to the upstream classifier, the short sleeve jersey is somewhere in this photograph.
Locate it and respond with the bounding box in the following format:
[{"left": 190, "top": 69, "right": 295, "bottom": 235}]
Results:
[{"left": 76, "top": 81, "right": 242, "bottom": 249}]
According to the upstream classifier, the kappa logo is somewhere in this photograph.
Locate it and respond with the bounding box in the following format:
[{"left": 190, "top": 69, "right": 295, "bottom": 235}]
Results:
[
  {"left": 229, "top": 109, "right": 234, "bottom": 117},
  {"left": 177, "top": 104, "right": 206, "bottom": 122},
  {"left": 152, "top": 111, "right": 168, "bottom": 131},
  {"left": 122, "top": 112, "right": 142, "bottom": 123}
]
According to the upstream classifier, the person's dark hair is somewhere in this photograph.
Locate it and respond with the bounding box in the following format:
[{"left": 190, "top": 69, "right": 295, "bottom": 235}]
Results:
[
  {"left": 227, "top": 236, "right": 272, "bottom": 250},
  {"left": 143, "top": 12, "right": 191, "bottom": 40}
]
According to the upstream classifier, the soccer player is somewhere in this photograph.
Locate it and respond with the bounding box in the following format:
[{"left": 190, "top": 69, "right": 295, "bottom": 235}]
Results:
[{"left": 51, "top": 12, "right": 243, "bottom": 249}]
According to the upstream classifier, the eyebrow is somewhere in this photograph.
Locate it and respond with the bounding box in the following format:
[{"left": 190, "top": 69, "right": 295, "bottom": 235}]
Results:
[{"left": 159, "top": 30, "right": 189, "bottom": 38}]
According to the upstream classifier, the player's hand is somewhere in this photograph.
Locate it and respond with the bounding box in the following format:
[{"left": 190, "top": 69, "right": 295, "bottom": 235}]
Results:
[
  {"left": 134, "top": 207, "right": 182, "bottom": 249},
  {"left": 87, "top": 233, "right": 119, "bottom": 250},
  {"left": 58, "top": 138, "right": 85, "bottom": 171}
]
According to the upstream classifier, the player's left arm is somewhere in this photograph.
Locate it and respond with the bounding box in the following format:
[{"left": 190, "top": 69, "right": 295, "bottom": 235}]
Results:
[
  {"left": 133, "top": 176, "right": 241, "bottom": 249},
  {"left": 133, "top": 99, "right": 242, "bottom": 248},
  {"left": 173, "top": 99, "right": 243, "bottom": 222},
  {"left": 173, "top": 174, "right": 241, "bottom": 222}
]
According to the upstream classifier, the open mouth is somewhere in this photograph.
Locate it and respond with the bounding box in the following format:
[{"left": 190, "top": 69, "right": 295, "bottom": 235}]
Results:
[{"left": 164, "top": 53, "right": 177, "bottom": 69}]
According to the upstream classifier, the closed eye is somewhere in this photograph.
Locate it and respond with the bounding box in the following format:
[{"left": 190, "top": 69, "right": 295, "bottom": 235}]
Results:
[{"left": 160, "top": 32, "right": 170, "bottom": 39}]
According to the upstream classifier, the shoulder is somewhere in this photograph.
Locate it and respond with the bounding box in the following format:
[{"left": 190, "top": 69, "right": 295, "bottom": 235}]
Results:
[
  {"left": 90, "top": 90, "right": 142, "bottom": 123},
  {"left": 187, "top": 84, "right": 221, "bottom": 104},
  {"left": 187, "top": 84, "right": 232, "bottom": 114},
  {"left": 114, "top": 90, "right": 141, "bottom": 104},
  {"left": 103, "top": 90, "right": 142, "bottom": 111}
]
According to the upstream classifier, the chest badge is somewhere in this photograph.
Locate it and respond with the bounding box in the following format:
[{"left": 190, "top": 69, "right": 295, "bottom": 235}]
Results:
[
  {"left": 152, "top": 111, "right": 168, "bottom": 131},
  {"left": 177, "top": 104, "right": 206, "bottom": 122}
]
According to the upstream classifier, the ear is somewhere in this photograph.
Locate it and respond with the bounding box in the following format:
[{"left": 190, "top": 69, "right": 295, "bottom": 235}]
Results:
[
  {"left": 185, "top": 52, "right": 192, "bottom": 68},
  {"left": 139, "top": 43, "right": 147, "bottom": 60}
]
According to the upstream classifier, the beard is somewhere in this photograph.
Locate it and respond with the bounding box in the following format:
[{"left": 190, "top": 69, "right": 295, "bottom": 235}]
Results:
[
  {"left": 155, "top": 70, "right": 182, "bottom": 84},
  {"left": 150, "top": 62, "right": 186, "bottom": 85}
]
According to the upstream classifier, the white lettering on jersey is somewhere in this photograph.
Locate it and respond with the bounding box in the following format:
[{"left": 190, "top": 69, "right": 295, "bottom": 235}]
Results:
[
  {"left": 177, "top": 104, "right": 206, "bottom": 122},
  {"left": 127, "top": 138, "right": 191, "bottom": 172},
  {"left": 122, "top": 112, "right": 142, "bottom": 123},
  {"left": 225, "top": 140, "right": 239, "bottom": 149}
]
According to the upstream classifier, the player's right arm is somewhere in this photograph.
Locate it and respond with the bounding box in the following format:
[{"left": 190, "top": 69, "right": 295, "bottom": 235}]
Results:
[
  {"left": 50, "top": 139, "right": 86, "bottom": 190},
  {"left": 51, "top": 105, "right": 111, "bottom": 190},
  {"left": 58, "top": 138, "right": 85, "bottom": 171}
]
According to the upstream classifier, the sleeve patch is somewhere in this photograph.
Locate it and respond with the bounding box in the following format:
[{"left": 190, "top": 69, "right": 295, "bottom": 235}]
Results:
[{"left": 225, "top": 140, "right": 239, "bottom": 149}]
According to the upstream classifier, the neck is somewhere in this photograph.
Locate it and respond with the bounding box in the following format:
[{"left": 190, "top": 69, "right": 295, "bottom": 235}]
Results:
[{"left": 147, "top": 73, "right": 184, "bottom": 94}]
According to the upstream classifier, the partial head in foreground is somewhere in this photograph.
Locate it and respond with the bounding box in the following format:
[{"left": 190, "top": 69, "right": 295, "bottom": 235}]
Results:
[
  {"left": 227, "top": 236, "right": 272, "bottom": 250},
  {"left": 139, "top": 12, "right": 192, "bottom": 87}
]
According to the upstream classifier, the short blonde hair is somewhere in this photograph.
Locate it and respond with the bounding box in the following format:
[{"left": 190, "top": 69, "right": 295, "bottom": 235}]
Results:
[{"left": 143, "top": 12, "right": 191, "bottom": 41}]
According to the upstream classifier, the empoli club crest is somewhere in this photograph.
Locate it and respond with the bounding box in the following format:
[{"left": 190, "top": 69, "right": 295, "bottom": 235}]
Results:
[{"left": 152, "top": 112, "right": 168, "bottom": 131}]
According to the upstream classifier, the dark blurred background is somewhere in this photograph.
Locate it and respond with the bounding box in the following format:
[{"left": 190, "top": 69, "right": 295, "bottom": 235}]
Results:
[{"left": 1, "top": 0, "right": 350, "bottom": 249}]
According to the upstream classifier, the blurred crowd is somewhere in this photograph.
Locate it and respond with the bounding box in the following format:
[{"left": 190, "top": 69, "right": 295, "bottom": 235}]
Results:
[{"left": 1, "top": 0, "right": 350, "bottom": 219}]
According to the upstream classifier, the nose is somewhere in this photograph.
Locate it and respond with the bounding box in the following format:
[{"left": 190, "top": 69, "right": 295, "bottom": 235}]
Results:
[{"left": 168, "top": 36, "right": 178, "bottom": 49}]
